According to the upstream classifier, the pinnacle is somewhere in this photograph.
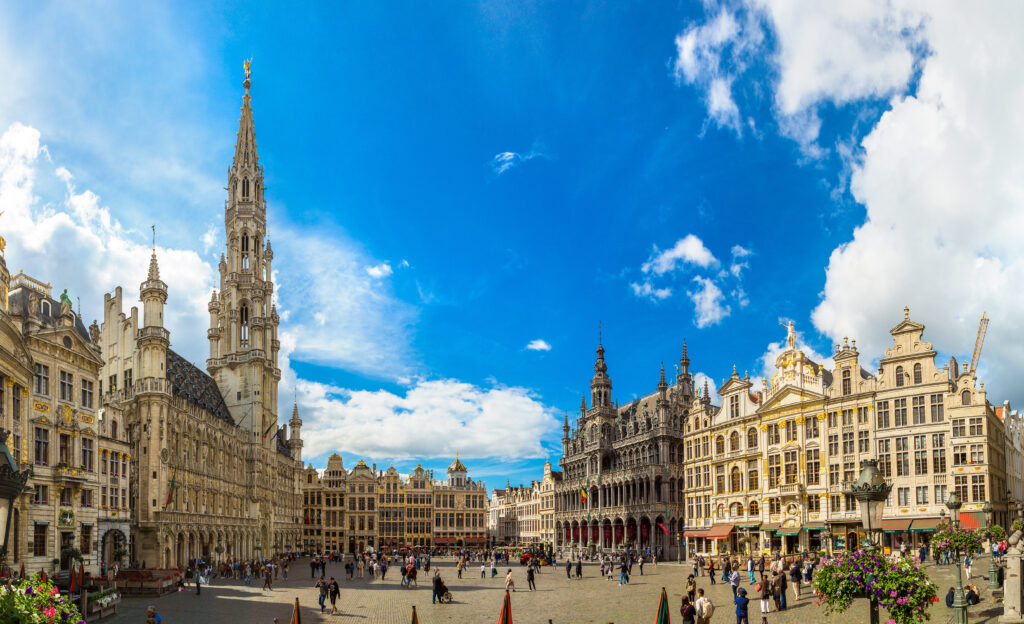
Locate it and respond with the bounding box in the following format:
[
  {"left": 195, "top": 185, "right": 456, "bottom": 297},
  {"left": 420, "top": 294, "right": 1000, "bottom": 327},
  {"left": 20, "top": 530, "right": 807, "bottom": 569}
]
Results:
[{"left": 147, "top": 250, "right": 160, "bottom": 281}]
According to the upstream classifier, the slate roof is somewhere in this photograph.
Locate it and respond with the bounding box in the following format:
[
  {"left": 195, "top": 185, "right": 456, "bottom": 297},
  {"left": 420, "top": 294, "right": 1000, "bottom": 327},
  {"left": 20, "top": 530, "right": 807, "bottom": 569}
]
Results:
[
  {"left": 166, "top": 349, "right": 233, "bottom": 425},
  {"left": 8, "top": 287, "right": 92, "bottom": 343}
]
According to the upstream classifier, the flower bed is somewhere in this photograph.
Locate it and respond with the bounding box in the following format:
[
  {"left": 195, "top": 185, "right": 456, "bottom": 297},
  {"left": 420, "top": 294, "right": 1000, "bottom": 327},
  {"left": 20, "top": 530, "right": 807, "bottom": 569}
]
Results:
[
  {"left": 114, "top": 569, "right": 182, "bottom": 596},
  {"left": 0, "top": 574, "right": 86, "bottom": 624},
  {"left": 814, "top": 549, "right": 937, "bottom": 624},
  {"left": 932, "top": 523, "right": 985, "bottom": 554}
]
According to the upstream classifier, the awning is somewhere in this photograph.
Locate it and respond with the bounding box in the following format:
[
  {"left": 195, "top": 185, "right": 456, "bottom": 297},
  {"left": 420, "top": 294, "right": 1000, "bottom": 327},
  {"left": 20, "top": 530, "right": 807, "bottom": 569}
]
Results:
[
  {"left": 760, "top": 522, "right": 781, "bottom": 532},
  {"left": 684, "top": 529, "right": 709, "bottom": 538},
  {"left": 776, "top": 526, "right": 801, "bottom": 536},
  {"left": 910, "top": 518, "right": 946, "bottom": 533},
  {"left": 704, "top": 524, "right": 735, "bottom": 539},
  {"left": 803, "top": 525, "right": 825, "bottom": 531},
  {"left": 735, "top": 523, "right": 760, "bottom": 530},
  {"left": 960, "top": 511, "right": 984, "bottom": 531},
  {"left": 879, "top": 519, "right": 913, "bottom": 533}
]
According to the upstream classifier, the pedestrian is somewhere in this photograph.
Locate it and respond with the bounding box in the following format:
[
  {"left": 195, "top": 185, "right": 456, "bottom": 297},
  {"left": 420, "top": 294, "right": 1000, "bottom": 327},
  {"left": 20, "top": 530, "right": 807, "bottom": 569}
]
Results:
[
  {"left": 789, "top": 561, "right": 801, "bottom": 602},
  {"left": 747, "top": 557, "right": 755, "bottom": 584},
  {"left": 770, "top": 571, "right": 782, "bottom": 612},
  {"left": 527, "top": 566, "right": 536, "bottom": 591},
  {"left": 777, "top": 569, "right": 788, "bottom": 610},
  {"left": 619, "top": 560, "right": 630, "bottom": 586},
  {"left": 757, "top": 555, "right": 765, "bottom": 582},
  {"left": 695, "top": 587, "right": 714, "bottom": 624},
  {"left": 481, "top": 562, "right": 487, "bottom": 578},
  {"left": 400, "top": 564, "right": 408, "bottom": 587},
  {"left": 311, "top": 559, "right": 317, "bottom": 579},
  {"left": 758, "top": 576, "right": 772, "bottom": 623},
  {"left": 145, "top": 605, "right": 162, "bottom": 624},
  {"left": 964, "top": 553, "right": 972, "bottom": 579},
  {"left": 734, "top": 587, "right": 750, "bottom": 624},
  {"left": 576, "top": 558, "right": 583, "bottom": 579},
  {"left": 693, "top": 558, "right": 700, "bottom": 579},
  {"left": 566, "top": 559, "right": 572, "bottom": 579},
  {"left": 638, "top": 557, "right": 644, "bottom": 576},
  {"left": 730, "top": 568, "right": 740, "bottom": 598},
  {"left": 505, "top": 569, "right": 516, "bottom": 592},
  {"left": 328, "top": 577, "right": 340, "bottom": 615},
  {"left": 686, "top": 574, "right": 697, "bottom": 603},
  {"left": 709, "top": 558, "right": 716, "bottom": 584},
  {"left": 698, "top": 554, "right": 705, "bottom": 576},
  {"left": 195, "top": 572, "right": 201, "bottom": 596},
  {"left": 263, "top": 566, "right": 273, "bottom": 591},
  {"left": 315, "top": 576, "right": 327, "bottom": 613},
  {"left": 680, "top": 596, "right": 697, "bottom": 624},
  {"left": 432, "top": 571, "right": 445, "bottom": 604}
]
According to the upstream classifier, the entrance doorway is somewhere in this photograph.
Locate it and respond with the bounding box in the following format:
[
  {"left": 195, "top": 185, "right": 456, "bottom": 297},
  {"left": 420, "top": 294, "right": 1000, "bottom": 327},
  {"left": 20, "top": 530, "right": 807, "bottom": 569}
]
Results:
[{"left": 59, "top": 532, "right": 74, "bottom": 570}]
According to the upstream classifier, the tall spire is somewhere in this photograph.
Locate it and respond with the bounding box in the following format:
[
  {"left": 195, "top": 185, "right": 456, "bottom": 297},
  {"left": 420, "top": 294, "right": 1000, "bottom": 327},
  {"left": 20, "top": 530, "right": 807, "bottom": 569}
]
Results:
[
  {"left": 233, "top": 58, "right": 260, "bottom": 173},
  {"left": 147, "top": 250, "right": 160, "bottom": 282}
]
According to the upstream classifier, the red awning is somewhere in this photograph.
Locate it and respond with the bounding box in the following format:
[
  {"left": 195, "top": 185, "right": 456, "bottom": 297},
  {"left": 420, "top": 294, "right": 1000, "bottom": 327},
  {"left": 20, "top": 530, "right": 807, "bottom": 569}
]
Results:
[
  {"left": 683, "top": 530, "right": 709, "bottom": 538},
  {"left": 960, "top": 511, "right": 984, "bottom": 531},
  {"left": 704, "top": 524, "right": 734, "bottom": 539},
  {"left": 879, "top": 518, "right": 913, "bottom": 533}
]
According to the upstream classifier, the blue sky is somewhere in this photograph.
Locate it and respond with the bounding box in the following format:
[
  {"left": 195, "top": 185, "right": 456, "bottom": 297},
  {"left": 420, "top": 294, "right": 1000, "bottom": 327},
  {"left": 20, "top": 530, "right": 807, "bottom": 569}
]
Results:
[{"left": 2, "top": 2, "right": 1023, "bottom": 490}]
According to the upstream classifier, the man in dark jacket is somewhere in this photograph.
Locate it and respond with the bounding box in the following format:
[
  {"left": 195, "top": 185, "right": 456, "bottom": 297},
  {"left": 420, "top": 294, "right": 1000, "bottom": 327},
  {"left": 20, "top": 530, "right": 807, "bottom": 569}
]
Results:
[
  {"left": 566, "top": 559, "right": 572, "bottom": 579},
  {"left": 432, "top": 572, "right": 445, "bottom": 604}
]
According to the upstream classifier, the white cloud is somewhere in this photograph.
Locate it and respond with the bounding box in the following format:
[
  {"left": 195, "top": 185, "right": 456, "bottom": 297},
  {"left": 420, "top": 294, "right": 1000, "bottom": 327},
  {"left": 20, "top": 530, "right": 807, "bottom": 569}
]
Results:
[
  {"left": 630, "top": 281, "right": 673, "bottom": 301},
  {"left": 692, "top": 371, "right": 719, "bottom": 404},
  {"left": 688, "top": 276, "right": 730, "bottom": 328},
  {"left": 0, "top": 123, "right": 215, "bottom": 365},
  {"left": 642, "top": 234, "right": 718, "bottom": 275},
  {"left": 808, "top": 2, "right": 1024, "bottom": 405},
  {"left": 201, "top": 224, "right": 217, "bottom": 254},
  {"left": 365, "top": 262, "right": 393, "bottom": 279},
  {"left": 525, "top": 339, "right": 552, "bottom": 352},
  {"left": 297, "top": 378, "right": 557, "bottom": 460},
  {"left": 489, "top": 144, "right": 549, "bottom": 175}
]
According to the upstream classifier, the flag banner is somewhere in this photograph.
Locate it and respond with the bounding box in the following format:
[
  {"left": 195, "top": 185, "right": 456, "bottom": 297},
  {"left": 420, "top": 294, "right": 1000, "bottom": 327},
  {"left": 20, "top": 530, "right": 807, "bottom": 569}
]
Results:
[
  {"left": 163, "top": 471, "right": 177, "bottom": 510},
  {"left": 657, "top": 522, "right": 670, "bottom": 535}
]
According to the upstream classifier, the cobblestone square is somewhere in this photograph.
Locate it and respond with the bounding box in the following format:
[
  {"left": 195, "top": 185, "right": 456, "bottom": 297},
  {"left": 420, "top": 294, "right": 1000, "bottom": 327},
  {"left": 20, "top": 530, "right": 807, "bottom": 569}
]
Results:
[{"left": 104, "top": 556, "right": 1006, "bottom": 624}]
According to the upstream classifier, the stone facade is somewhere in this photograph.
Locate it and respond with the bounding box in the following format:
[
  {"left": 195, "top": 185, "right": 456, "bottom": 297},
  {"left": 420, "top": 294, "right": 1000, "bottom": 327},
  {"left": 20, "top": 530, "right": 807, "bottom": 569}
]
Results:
[
  {"left": 99, "top": 68, "right": 303, "bottom": 568},
  {"left": 1, "top": 267, "right": 106, "bottom": 575},
  {"left": 431, "top": 457, "right": 487, "bottom": 548}
]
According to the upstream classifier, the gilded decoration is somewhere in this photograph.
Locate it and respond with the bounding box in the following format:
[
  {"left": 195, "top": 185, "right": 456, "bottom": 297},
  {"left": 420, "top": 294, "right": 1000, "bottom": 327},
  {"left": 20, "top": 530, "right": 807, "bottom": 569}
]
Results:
[
  {"left": 79, "top": 412, "right": 94, "bottom": 425},
  {"left": 33, "top": 400, "right": 49, "bottom": 412},
  {"left": 61, "top": 404, "right": 73, "bottom": 425}
]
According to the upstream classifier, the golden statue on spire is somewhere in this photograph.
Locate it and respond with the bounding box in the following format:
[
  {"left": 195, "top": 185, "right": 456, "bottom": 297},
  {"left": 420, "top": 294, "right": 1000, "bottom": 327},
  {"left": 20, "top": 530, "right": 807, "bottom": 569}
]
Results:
[{"left": 244, "top": 57, "right": 252, "bottom": 80}]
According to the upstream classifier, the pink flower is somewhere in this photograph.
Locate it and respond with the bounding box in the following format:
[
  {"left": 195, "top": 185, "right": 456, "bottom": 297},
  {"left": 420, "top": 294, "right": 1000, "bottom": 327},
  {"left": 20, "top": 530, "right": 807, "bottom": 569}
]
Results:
[
  {"left": 50, "top": 586, "right": 59, "bottom": 596},
  {"left": 43, "top": 606, "right": 56, "bottom": 618}
]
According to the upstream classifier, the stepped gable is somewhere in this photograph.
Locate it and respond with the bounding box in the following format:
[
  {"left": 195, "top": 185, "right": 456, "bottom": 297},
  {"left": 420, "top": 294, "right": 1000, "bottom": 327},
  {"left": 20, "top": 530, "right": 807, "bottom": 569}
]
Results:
[{"left": 165, "top": 349, "right": 233, "bottom": 424}]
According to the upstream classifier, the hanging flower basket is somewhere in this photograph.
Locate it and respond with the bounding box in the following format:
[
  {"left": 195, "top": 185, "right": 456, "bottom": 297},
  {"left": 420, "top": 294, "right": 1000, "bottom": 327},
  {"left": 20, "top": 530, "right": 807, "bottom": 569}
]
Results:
[
  {"left": 813, "top": 550, "right": 937, "bottom": 624},
  {"left": 932, "top": 523, "right": 985, "bottom": 554}
]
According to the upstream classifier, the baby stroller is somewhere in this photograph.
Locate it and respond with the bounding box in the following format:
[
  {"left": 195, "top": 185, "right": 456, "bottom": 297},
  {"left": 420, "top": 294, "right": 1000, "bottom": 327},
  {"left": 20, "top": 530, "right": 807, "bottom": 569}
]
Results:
[{"left": 437, "top": 580, "right": 453, "bottom": 604}]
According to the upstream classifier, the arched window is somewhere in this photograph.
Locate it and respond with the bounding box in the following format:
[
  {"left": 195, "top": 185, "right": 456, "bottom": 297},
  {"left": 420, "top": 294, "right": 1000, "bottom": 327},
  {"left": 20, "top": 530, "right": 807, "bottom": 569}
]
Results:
[
  {"left": 730, "top": 467, "right": 742, "bottom": 492},
  {"left": 895, "top": 366, "right": 905, "bottom": 387},
  {"left": 749, "top": 500, "right": 759, "bottom": 515},
  {"left": 715, "top": 435, "right": 725, "bottom": 455},
  {"left": 41, "top": 300, "right": 50, "bottom": 316},
  {"left": 748, "top": 427, "right": 758, "bottom": 448},
  {"left": 730, "top": 431, "right": 740, "bottom": 451},
  {"left": 842, "top": 369, "right": 851, "bottom": 395},
  {"left": 242, "top": 178, "right": 250, "bottom": 198},
  {"left": 110, "top": 420, "right": 118, "bottom": 440},
  {"left": 913, "top": 363, "right": 922, "bottom": 384},
  {"left": 240, "top": 304, "right": 250, "bottom": 347},
  {"left": 962, "top": 390, "right": 971, "bottom": 406}
]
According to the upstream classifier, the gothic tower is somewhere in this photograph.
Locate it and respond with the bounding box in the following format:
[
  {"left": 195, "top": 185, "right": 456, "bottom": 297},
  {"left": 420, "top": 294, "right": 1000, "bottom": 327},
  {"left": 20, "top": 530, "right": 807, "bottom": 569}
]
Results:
[{"left": 207, "top": 63, "right": 282, "bottom": 439}]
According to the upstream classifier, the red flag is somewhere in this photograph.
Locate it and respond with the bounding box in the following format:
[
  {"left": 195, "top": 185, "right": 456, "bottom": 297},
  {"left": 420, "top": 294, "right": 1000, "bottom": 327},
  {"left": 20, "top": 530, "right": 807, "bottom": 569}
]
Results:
[
  {"left": 69, "top": 564, "right": 78, "bottom": 593},
  {"left": 657, "top": 522, "right": 670, "bottom": 535},
  {"left": 498, "top": 589, "right": 512, "bottom": 624}
]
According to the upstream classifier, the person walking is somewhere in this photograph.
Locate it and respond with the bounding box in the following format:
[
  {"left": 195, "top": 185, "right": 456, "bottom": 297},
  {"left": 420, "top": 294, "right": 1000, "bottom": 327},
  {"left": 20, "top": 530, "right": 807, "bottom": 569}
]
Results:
[
  {"left": 730, "top": 568, "right": 741, "bottom": 599},
  {"left": 262, "top": 566, "right": 273, "bottom": 591},
  {"left": 695, "top": 587, "right": 714, "bottom": 624},
  {"left": 195, "top": 571, "right": 201, "bottom": 596},
  {"left": 328, "top": 577, "right": 340, "bottom": 615},
  {"left": 708, "top": 558, "right": 716, "bottom": 584},
  {"left": 789, "top": 561, "right": 801, "bottom": 602},
  {"left": 619, "top": 560, "right": 630, "bottom": 586},
  {"left": 757, "top": 555, "right": 765, "bottom": 582},
  {"left": 697, "top": 554, "right": 705, "bottom": 576},
  {"left": 770, "top": 571, "right": 782, "bottom": 612},
  {"left": 638, "top": 556, "right": 644, "bottom": 576},
  {"left": 481, "top": 562, "right": 487, "bottom": 578},
  {"left": 315, "top": 576, "right": 328, "bottom": 613},
  {"left": 693, "top": 557, "right": 700, "bottom": 579},
  {"left": 432, "top": 571, "right": 445, "bottom": 604},
  {"left": 777, "top": 568, "right": 787, "bottom": 610},
  {"left": 505, "top": 569, "right": 516, "bottom": 592},
  {"left": 566, "top": 558, "right": 572, "bottom": 579},
  {"left": 747, "top": 557, "right": 755, "bottom": 584},
  {"left": 575, "top": 558, "right": 583, "bottom": 579},
  {"left": 686, "top": 574, "right": 697, "bottom": 604},
  {"left": 964, "top": 553, "right": 972, "bottom": 579},
  {"left": 527, "top": 566, "right": 536, "bottom": 591}
]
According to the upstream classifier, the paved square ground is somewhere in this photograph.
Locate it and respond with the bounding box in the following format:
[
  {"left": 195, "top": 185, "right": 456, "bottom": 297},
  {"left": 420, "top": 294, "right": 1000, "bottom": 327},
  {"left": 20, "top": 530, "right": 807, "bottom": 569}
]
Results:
[{"left": 104, "top": 556, "right": 1005, "bottom": 623}]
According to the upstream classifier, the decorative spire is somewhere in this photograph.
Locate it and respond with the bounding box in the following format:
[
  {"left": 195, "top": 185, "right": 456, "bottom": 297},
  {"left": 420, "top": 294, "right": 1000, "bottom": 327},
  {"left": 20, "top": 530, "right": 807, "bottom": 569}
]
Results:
[
  {"left": 232, "top": 57, "right": 261, "bottom": 182},
  {"left": 904, "top": 305, "right": 910, "bottom": 320},
  {"left": 659, "top": 363, "right": 666, "bottom": 386},
  {"left": 147, "top": 250, "right": 160, "bottom": 282},
  {"left": 581, "top": 393, "right": 587, "bottom": 413}
]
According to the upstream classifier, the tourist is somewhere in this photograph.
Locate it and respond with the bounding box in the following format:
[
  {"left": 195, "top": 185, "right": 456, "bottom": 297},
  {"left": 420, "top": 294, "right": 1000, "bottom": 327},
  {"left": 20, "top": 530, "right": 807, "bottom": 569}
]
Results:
[
  {"left": 747, "top": 557, "right": 755, "bottom": 584},
  {"left": 685, "top": 574, "right": 696, "bottom": 603},
  {"left": 945, "top": 587, "right": 955, "bottom": 608},
  {"left": 432, "top": 571, "right": 445, "bottom": 604},
  {"left": 315, "top": 576, "right": 328, "bottom": 613},
  {"left": 527, "top": 565, "right": 536, "bottom": 591},
  {"left": 680, "top": 595, "right": 696, "bottom": 624},
  {"left": 328, "top": 576, "right": 340, "bottom": 614},
  {"left": 505, "top": 569, "right": 516, "bottom": 592},
  {"left": 708, "top": 558, "right": 716, "bottom": 584},
  {"left": 788, "top": 561, "right": 801, "bottom": 601},
  {"left": 565, "top": 558, "right": 572, "bottom": 579},
  {"left": 964, "top": 553, "right": 972, "bottom": 579},
  {"left": 770, "top": 572, "right": 782, "bottom": 612},
  {"left": 730, "top": 567, "right": 740, "bottom": 598},
  {"left": 692, "top": 558, "right": 700, "bottom": 579},
  {"left": 757, "top": 555, "right": 765, "bottom": 582},
  {"left": 310, "top": 559, "right": 318, "bottom": 578},
  {"left": 145, "top": 605, "right": 162, "bottom": 624},
  {"left": 697, "top": 554, "right": 705, "bottom": 576},
  {"left": 195, "top": 570, "right": 201, "bottom": 596},
  {"left": 263, "top": 566, "right": 273, "bottom": 591},
  {"left": 575, "top": 558, "right": 583, "bottom": 579},
  {"left": 638, "top": 556, "right": 644, "bottom": 576},
  {"left": 777, "top": 568, "right": 787, "bottom": 610},
  {"left": 407, "top": 564, "right": 418, "bottom": 588},
  {"left": 734, "top": 587, "right": 750, "bottom": 624},
  {"left": 758, "top": 576, "right": 772, "bottom": 622},
  {"left": 695, "top": 587, "right": 714, "bottom": 624},
  {"left": 481, "top": 562, "right": 487, "bottom": 578},
  {"left": 965, "top": 585, "right": 980, "bottom": 606}
]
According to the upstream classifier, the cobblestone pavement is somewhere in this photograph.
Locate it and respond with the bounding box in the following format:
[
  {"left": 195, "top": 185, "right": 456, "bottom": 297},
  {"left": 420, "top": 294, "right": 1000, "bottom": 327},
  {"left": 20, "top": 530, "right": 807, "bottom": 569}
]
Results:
[{"left": 104, "top": 556, "right": 1005, "bottom": 624}]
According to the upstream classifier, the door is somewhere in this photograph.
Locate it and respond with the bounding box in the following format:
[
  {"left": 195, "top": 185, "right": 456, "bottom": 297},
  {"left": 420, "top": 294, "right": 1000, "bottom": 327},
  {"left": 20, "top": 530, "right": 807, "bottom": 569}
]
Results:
[{"left": 60, "top": 532, "right": 74, "bottom": 570}]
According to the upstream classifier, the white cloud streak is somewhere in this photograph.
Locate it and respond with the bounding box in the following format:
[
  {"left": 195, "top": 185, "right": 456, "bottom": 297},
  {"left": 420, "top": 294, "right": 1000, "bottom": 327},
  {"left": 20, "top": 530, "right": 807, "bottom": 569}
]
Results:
[{"left": 525, "top": 339, "right": 552, "bottom": 352}]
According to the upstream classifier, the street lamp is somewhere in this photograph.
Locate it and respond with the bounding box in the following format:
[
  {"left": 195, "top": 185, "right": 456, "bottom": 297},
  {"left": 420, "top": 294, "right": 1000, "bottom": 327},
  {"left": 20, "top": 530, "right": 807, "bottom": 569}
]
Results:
[
  {"left": 0, "top": 429, "right": 31, "bottom": 565},
  {"left": 846, "top": 459, "right": 892, "bottom": 624},
  {"left": 983, "top": 501, "right": 1000, "bottom": 591},
  {"left": 821, "top": 526, "right": 832, "bottom": 557},
  {"left": 946, "top": 493, "right": 968, "bottom": 624}
]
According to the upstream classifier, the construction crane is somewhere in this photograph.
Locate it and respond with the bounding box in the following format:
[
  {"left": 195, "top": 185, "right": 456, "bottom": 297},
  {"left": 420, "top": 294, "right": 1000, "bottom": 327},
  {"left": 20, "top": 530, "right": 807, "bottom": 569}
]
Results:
[{"left": 969, "top": 312, "right": 989, "bottom": 374}]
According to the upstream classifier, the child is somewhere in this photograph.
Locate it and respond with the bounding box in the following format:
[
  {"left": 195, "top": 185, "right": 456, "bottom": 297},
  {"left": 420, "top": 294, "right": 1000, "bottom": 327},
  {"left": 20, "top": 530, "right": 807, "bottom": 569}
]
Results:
[
  {"left": 505, "top": 569, "right": 516, "bottom": 592},
  {"left": 735, "top": 586, "right": 750, "bottom": 624},
  {"left": 481, "top": 563, "right": 487, "bottom": 578}
]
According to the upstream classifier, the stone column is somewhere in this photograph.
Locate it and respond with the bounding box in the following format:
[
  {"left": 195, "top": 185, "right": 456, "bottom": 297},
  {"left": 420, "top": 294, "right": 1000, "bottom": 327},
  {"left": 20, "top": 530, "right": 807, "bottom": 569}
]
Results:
[{"left": 1000, "top": 532, "right": 1024, "bottom": 624}]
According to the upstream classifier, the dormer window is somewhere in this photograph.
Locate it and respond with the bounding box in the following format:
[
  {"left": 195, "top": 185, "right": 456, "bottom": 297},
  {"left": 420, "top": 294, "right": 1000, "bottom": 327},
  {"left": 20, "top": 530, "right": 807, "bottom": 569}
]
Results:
[
  {"left": 913, "top": 363, "right": 922, "bottom": 385},
  {"left": 41, "top": 300, "right": 50, "bottom": 316},
  {"left": 842, "top": 369, "right": 851, "bottom": 395}
]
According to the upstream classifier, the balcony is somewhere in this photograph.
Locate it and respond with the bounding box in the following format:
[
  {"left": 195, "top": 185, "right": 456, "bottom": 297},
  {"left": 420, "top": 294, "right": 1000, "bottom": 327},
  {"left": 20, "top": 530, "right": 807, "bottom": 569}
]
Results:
[
  {"left": 779, "top": 483, "right": 804, "bottom": 496},
  {"left": 54, "top": 465, "right": 90, "bottom": 484},
  {"left": 139, "top": 326, "right": 170, "bottom": 342}
]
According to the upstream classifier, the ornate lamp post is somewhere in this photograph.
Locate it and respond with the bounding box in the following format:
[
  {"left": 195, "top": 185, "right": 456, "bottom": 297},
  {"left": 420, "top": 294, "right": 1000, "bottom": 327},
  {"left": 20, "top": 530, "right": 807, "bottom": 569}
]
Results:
[
  {"left": 821, "top": 526, "right": 832, "bottom": 557},
  {"left": 0, "top": 429, "right": 31, "bottom": 568},
  {"left": 676, "top": 532, "right": 682, "bottom": 564},
  {"left": 983, "top": 501, "right": 1000, "bottom": 591},
  {"left": 846, "top": 459, "right": 891, "bottom": 624},
  {"left": 946, "top": 493, "right": 968, "bottom": 624}
]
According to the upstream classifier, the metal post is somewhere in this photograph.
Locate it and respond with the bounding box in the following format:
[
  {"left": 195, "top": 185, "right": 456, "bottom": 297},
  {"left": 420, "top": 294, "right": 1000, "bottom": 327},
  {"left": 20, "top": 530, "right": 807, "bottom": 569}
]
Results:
[
  {"left": 952, "top": 512, "right": 968, "bottom": 624},
  {"left": 677, "top": 533, "right": 682, "bottom": 564}
]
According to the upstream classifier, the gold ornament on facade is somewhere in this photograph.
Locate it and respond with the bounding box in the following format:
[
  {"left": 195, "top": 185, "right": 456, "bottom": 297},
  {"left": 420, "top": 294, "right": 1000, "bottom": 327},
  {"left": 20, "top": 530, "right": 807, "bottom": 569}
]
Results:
[
  {"left": 33, "top": 400, "right": 49, "bottom": 413},
  {"left": 60, "top": 404, "right": 73, "bottom": 425}
]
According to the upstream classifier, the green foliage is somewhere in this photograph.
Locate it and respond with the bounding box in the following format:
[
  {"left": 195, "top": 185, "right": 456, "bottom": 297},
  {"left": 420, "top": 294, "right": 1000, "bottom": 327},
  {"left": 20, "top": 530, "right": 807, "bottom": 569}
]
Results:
[
  {"left": 981, "top": 524, "right": 1006, "bottom": 543},
  {"left": 932, "top": 522, "right": 985, "bottom": 554},
  {"left": 0, "top": 574, "right": 86, "bottom": 624},
  {"left": 813, "top": 550, "right": 937, "bottom": 624},
  {"left": 1012, "top": 520, "right": 1023, "bottom": 534}
]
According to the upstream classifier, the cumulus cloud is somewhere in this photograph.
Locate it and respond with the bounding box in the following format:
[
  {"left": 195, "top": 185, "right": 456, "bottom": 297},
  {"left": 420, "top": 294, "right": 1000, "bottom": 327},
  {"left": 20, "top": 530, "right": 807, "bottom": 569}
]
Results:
[
  {"left": 689, "top": 276, "right": 730, "bottom": 328},
  {"left": 365, "top": 262, "right": 393, "bottom": 279},
  {"left": 0, "top": 122, "right": 215, "bottom": 364},
  {"left": 297, "top": 378, "right": 558, "bottom": 460},
  {"left": 641, "top": 234, "right": 719, "bottom": 275},
  {"left": 201, "top": 224, "right": 217, "bottom": 254},
  {"left": 630, "top": 281, "right": 672, "bottom": 301},
  {"left": 525, "top": 339, "right": 552, "bottom": 352},
  {"left": 692, "top": 371, "right": 719, "bottom": 404}
]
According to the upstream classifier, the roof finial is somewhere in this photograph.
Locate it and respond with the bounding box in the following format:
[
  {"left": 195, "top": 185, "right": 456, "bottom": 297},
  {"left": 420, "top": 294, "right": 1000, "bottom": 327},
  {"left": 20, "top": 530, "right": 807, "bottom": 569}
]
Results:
[
  {"left": 904, "top": 305, "right": 909, "bottom": 320},
  {"left": 151, "top": 224, "right": 156, "bottom": 251},
  {"left": 599, "top": 320, "right": 603, "bottom": 346},
  {"left": 243, "top": 57, "right": 252, "bottom": 91}
]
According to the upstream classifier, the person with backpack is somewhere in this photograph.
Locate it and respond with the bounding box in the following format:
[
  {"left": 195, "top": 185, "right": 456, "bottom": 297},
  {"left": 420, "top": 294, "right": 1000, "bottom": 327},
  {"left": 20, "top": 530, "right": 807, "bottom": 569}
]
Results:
[
  {"left": 680, "top": 596, "right": 697, "bottom": 624},
  {"left": 695, "top": 587, "right": 714, "bottom": 624}
]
